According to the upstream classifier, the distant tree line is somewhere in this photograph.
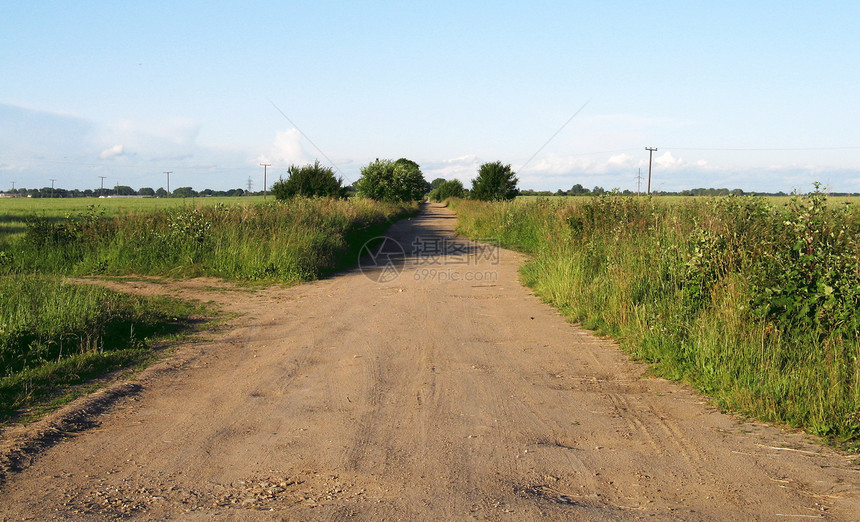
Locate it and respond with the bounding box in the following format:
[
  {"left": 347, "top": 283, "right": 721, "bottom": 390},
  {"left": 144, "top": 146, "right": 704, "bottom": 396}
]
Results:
[
  {"left": 5, "top": 175, "right": 856, "bottom": 200},
  {"left": 0, "top": 186, "right": 252, "bottom": 198}
]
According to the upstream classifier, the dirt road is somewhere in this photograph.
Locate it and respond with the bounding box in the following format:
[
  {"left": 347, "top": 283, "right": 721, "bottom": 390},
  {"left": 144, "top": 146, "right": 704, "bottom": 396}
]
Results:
[{"left": 1, "top": 203, "right": 859, "bottom": 520}]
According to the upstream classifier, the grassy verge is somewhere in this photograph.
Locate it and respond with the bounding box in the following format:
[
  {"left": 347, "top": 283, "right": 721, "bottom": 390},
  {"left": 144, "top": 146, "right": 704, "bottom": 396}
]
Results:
[
  {"left": 1, "top": 198, "right": 417, "bottom": 283},
  {"left": 450, "top": 192, "right": 860, "bottom": 446},
  {"left": 0, "top": 197, "right": 417, "bottom": 422},
  {"left": 0, "top": 275, "right": 206, "bottom": 422}
]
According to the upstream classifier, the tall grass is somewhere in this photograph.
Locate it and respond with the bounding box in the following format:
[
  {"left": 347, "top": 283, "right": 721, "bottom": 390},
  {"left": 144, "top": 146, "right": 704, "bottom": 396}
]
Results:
[
  {"left": 0, "top": 197, "right": 416, "bottom": 420},
  {"left": 2, "top": 198, "right": 417, "bottom": 283},
  {"left": 451, "top": 191, "right": 860, "bottom": 444}
]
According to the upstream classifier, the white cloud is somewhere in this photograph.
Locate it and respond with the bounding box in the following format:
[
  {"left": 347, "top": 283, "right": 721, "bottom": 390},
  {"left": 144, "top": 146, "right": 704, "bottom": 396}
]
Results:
[
  {"left": 654, "top": 151, "right": 684, "bottom": 169},
  {"left": 99, "top": 144, "right": 125, "bottom": 159},
  {"left": 114, "top": 118, "right": 200, "bottom": 146},
  {"left": 607, "top": 153, "right": 634, "bottom": 167},
  {"left": 422, "top": 155, "right": 481, "bottom": 184},
  {"left": 256, "top": 128, "right": 307, "bottom": 167}
]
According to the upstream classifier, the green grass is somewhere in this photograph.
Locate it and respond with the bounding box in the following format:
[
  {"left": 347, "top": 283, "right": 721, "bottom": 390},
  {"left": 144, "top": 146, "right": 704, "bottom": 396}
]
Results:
[
  {"left": 0, "top": 275, "right": 206, "bottom": 421},
  {"left": 450, "top": 192, "right": 860, "bottom": 446},
  {"left": 1, "top": 197, "right": 417, "bottom": 283},
  {"left": 0, "top": 196, "right": 418, "bottom": 422}
]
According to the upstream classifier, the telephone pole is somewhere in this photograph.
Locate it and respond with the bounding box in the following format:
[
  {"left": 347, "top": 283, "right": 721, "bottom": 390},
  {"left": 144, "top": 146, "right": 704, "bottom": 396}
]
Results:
[
  {"left": 635, "top": 168, "right": 643, "bottom": 196},
  {"left": 50, "top": 178, "right": 56, "bottom": 199},
  {"left": 164, "top": 171, "right": 172, "bottom": 196},
  {"left": 259, "top": 163, "right": 271, "bottom": 199},
  {"left": 645, "top": 147, "right": 658, "bottom": 195},
  {"left": 99, "top": 176, "right": 107, "bottom": 197}
]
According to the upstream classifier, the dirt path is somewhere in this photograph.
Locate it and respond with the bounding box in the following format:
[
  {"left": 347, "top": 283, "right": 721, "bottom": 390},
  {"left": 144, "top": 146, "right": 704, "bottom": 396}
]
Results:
[{"left": 1, "top": 203, "right": 859, "bottom": 520}]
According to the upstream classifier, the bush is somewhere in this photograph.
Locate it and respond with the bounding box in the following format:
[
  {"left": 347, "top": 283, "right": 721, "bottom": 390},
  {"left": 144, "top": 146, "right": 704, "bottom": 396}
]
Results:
[
  {"left": 470, "top": 161, "right": 519, "bottom": 201},
  {"left": 430, "top": 179, "right": 466, "bottom": 202},
  {"left": 271, "top": 160, "right": 345, "bottom": 200},
  {"left": 356, "top": 158, "right": 427, "bottom": 202}
]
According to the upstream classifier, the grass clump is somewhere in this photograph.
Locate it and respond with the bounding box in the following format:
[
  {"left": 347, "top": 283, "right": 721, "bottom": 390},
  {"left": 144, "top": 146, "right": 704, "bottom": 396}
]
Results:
[
  {"left": 451, "top": 188, "right": 860, "bottom": 445},
  {"left": 0, "top": 275, "right": 204, "bottom": 420}
]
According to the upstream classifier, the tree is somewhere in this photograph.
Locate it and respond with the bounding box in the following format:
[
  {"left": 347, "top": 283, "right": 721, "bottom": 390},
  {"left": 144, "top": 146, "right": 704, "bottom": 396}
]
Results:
[
  {"left": 429, "top": 177, "right": 446, "bottom": 191},
  {"left": 155, "top": 187, "right": 168, "bottom": 197},
  {"left": 569, "top": 183, "right": 589, "bottom": 195},
  {"left": 356, "top": 158, "right": 427, "bottom": 202},
  {"left": 114, "top": 185, "right": 136, "bottom": 196},
  {"left": 138, "top": 187, "right": 155, "bottom": 196},
  {"left": 435, "top": 179, "right": 465, "bottom": 201},
  {"left": 171, "top": 187, "right": 196, "bottom": 198},
  {"left": 470, "top": 161, "right": 518, "bottom": 201},
  {"left": 271, "top": 160, "right": 344, "bottom": 200}
]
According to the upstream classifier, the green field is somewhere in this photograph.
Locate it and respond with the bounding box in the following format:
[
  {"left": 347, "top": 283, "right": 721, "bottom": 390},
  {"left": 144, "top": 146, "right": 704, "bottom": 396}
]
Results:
[
  {"left": 0, "top": 196, "right": 267, "bottom": 239},
  {"left": 451, "top": 192, "right": 860, "bottom": 446},
  {"left": 517, "top": 194, "right": 860, "bottom": 206}
]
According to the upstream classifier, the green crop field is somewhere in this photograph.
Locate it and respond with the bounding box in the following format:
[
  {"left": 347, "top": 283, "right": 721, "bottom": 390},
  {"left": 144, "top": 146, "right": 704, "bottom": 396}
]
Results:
[{"left": 0, "top": 196, "right": 267, "bottom": 239}]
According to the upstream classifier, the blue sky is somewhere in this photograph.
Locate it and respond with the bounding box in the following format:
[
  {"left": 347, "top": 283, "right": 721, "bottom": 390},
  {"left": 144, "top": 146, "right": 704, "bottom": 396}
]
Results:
[{"left": 2, "top": 1, "right": 859, "bottom": 193}]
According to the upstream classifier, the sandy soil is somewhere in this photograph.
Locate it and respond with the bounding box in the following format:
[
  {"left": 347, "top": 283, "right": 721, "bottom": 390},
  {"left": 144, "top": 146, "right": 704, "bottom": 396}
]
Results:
[{"left": 1, "top": 203, "right": 858, "bottom": 520}]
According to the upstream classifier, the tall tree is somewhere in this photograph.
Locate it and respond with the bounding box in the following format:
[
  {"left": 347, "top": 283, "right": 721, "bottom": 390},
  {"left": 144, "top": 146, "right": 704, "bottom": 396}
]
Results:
[{"left": 470, "top": 161, "right": 519, "bottom": 201}]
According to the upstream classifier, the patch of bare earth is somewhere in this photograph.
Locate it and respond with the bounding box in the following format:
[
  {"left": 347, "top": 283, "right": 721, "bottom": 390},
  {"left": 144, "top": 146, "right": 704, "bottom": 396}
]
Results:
[{"left": 1, "top": 203, "right": 858, "bottom": 520}]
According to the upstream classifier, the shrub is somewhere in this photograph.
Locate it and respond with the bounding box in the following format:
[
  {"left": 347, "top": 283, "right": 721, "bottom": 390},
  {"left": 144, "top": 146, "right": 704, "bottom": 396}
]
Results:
[
  {"left": 271, "top": 160, "right": 345, "bottom": 200},
  {"left": 430, "top": 179, "right": 466, "bottom": 202},
  {"left": 356, "top": 158, "right": 427, "bottom": 202}
]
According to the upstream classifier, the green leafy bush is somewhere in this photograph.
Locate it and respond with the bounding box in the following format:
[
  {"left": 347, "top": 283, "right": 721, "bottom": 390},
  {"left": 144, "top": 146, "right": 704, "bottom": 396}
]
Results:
[
  {"left": 271, "top": 160, "right": 345, "bottom": 199},
  {"left": 430, "top": 179, "right": 466, "bottom": 202},
  {"left": 356, "top": 158, "right": 427, "bottom": 202}
]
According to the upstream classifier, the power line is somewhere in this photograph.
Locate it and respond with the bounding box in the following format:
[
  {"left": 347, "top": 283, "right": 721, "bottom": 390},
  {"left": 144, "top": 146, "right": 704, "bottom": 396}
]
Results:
[
  {"left": 267, "top": 98, "right": 352, "bottom": 183},
  {"left": 518, "top": 99, "right": 590, "bottom": 173}
]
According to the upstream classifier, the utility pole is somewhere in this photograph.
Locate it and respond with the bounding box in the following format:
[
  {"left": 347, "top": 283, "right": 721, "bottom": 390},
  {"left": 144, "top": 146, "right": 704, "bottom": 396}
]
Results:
[
  {"left": 11, "top": 181, "right": 15, "bottom": 191},
  {"left": 645, "top": 147, "right": 658, "bottom": 195},
  {"left": 259, "top": 163, "right": 271, "bottom": 199},
  {"left": 164, "top": 171, "right": 172, "bottom": 196},
  {"left": 247, "top": 176, "right": 253, "bottom": 193},
  {"left": 99, "top": 176, "right": 107, "bottom": 198},
  {"left": 50, "top": 179, "right": 56, "bottom": 199},
  {"left": 635, "top": 168, "right": 643, "bottom": 196}
]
